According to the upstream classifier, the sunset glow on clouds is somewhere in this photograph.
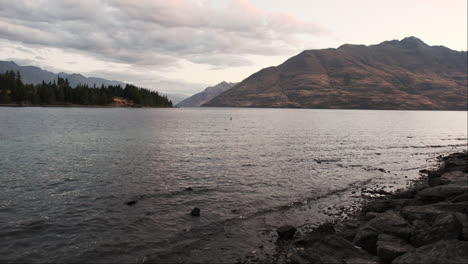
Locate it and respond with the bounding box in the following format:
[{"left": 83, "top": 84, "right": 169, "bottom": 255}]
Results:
[{"left": 0, "top": 0, "right": 466, "bottom": 94}]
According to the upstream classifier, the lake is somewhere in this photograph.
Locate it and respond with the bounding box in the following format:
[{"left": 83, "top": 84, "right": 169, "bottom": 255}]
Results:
[{"left": 0, "top": 107, "right": 466, "bottom": 263}]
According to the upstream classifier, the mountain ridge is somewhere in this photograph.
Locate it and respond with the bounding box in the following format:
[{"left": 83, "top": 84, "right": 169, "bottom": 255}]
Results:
[
  {"left": 204, "top": 37, "right": 467, "bottom": 110},
  {"left": 0, "top": 61, "right": 125, "bottom": 87},
  {"left": 177, "top": 81, "right": 237, "bottom": 107}
]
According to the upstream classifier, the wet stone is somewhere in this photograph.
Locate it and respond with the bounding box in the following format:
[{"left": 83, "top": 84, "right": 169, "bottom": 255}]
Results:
[{"left": 190, "top": 207, "right": 201, "bottom": 216}]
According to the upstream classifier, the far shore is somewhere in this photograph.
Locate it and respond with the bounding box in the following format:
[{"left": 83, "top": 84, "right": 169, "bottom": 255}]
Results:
[{"left": 0, "top": 104, "right": 172, "bottom": 108}]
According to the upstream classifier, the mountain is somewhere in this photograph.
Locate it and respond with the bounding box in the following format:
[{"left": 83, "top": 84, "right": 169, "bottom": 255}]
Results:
[
  {"left": 164, "top": 93, "right": 189, "bottom": 105},
  {"left": 0, "top": 61, "right": 125, "bottom": 87},
  {"left": 204, "top": 37, "right": 467, "bottom": 110},
  {"left": 177, "top": 81, "right": 237, "bottom": 107}
]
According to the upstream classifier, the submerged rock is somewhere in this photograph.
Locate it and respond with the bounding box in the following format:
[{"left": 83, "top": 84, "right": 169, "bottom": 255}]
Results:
[
  {"left": 277, "top": 225, "right": 297, "bottom": 240},
  {"left": 126, "top": 200, "right": 137, "bottom": 206},
  {"left": 190, "top": 207, "right": 200, "bottom": 216},
  {"left": 185, "top": 187, "right": 193, "bottom": 191},
  {"left": 392, "top": 239, "right": 468, "bottom": 264}
]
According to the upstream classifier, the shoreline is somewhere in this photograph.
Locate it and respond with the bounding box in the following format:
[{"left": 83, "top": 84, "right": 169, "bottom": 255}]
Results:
[
  {"left": 0, "top": 104, "right": 172, "bottom": 108},
  {"left": 248, "top": 151, "right": 468, "bottom": 264}
]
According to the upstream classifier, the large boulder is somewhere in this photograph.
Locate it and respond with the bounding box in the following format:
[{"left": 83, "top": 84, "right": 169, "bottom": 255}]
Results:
[
  {"left": 392, "top": 239, "right": 468, "bottom": 264},
  {"left": 418, "top": 185, "right": 468, "bottom": 202},
  {"left": 401, "top": 202, "right": 468, "bottom": 225},
  {"left": 292, "top": 235, "right": 374, "bottom": 264},
  {"left": 409, "top": 212, "right": 463, "bottom": 247},
  {"left": 353, "top": 210, "right": 412, "bottom": 254},
  {"left": 452, "top": 193, "right": 468, "bottom": 203},
  {"left": 362, "top": 200, "right": 394, "bottom": 213},
  {"left": 376, "top": 234, "right": 414, "bottom": 264},
  {"left": 440, "top": 171, "right": 468, "bottom": 185}
]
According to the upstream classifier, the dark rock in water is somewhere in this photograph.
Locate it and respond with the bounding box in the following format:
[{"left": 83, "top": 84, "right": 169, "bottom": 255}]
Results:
[
  {"left": 410, "top": 212, "right": 463, "bottom": 247},
  {"left": 185, "top": 187, "right": 193, "bottom": 191},
  {"left": 378, "top": 168, "right": 386, "bottom": 173},
  {"left": 418, "top": 185, "right": 468, "bottom": 201},
  {"left": 277, "top": 225, "right": 297, "bottom": 240},
  {"left": 392, "top": 239, "right": 468, "bottom": 264},
  {"left": 376, "top": 234, "right": 414, "bottom": 264},
  {"left": 126, "top": 200, "right": 137, "bottom": 206},
  {"left": 190, "top": 207, "right": 201, "bottom": 216}
]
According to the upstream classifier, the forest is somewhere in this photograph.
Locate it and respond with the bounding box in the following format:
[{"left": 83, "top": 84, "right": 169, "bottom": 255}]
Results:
[{"left": 0, "top": 71, "right": 172, "bottom": 107}]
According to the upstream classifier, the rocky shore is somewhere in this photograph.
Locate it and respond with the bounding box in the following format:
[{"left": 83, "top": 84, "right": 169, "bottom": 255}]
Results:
[{"left": 267, "top": 152, "right": 468, "bottom": 264}]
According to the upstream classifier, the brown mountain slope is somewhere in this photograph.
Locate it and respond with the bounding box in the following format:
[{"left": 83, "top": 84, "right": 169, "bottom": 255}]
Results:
[
  {"left": 204, "top": 37, "right": 467, "bottom": 110},
  {"left": 177, "top": 81, "right": 236, "bottom": 107}
]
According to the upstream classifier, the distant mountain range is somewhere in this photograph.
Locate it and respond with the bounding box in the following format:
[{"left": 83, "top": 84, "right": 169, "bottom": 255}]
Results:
[
  {"left": 177, "top": 81, "right": 237, "bottom": 107},
  {"left": 0, "top": 60, "right": 188, "bottom": 104},
  {"left": 0, "top": 61, "right": 125, "bottom": 87},
  {"left": 204, "top": 37, "right": 467, "bottom": 110}
]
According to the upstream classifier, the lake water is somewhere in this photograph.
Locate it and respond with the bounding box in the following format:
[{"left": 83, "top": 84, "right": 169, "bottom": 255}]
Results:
[{"left": 0, "top": 107, "right": 466, "bottom": 263}]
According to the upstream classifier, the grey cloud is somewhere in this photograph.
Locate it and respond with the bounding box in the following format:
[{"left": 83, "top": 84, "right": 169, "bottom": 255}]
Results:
[
  {"left": 0, "top": 0, "right": 327, "bottom": 67},
  {"left": 88, "top": 69, "right": 208, "bottom": 95}
]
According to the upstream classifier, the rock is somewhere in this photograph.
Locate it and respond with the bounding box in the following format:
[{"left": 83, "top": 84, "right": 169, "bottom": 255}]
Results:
[
  {"left": 362, "top": 200, "right": 394, "bottom": 213},
  {"left": 410, "top": 220, "right": 430, "bottom": 230},
  {"left": 365, "top": 212, "right": 381, "bottom": 221},
  {"left": 401, "top": 201, "right": 468, "bottom": 225},
  {"left": 291, "top": 250, "right": 321, "bottom": 264},
  {"left": 392, "top": 239, "right": 468, "bottom": 264},
  {"left": 376, "top": 234, "right": 414, "bottom": 264},
  {"left": 440, "top": 171, "right": 468, "bottom": 185},
  {"left": 353, "top": 210, "right": 412, "bottom": 254},
  {"left": 185, "top": 187, "right": 193, "bottom": 191},
  {"left": 353, "top": 228, "right": 379, "bottom": 254},
  {"left": 277, "top": 225, "right": 297, "bottom": 240},
  {"left": 418, "top": 185, "right": 468, "bottom": 201},
  {"left": 344, "top": 258, "right": 378, "bottom": 264},
  {"left": 452, "top": 193, "right": 468, "bottom": 203},
  {"left": 293, "top": 235, "right": 374, "bottom": 264},
  {"left": 409, "top": 212, "right": 462, "bottom": 247},
  {"left": 428, "top": 201, "right": 468, "bottom": 214},
  {"left": 401, "top": 205, "right": 444, "bottom": 225},
  {"left": 391, "top": 189, "right": 417, "bottom": 199},
  {"left": 454, "top": 212, "right": 468, "bottom": 240},
  {"left": 190, "top": 207, "right": 200, "bottom": 216},
  {"left": 125, "top": 200, "right": 137, "bottom": 206}
]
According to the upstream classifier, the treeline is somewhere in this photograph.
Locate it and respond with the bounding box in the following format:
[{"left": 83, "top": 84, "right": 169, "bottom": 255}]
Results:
[{"left": 0, "top": 71, "right": 172, "bottom": 107}]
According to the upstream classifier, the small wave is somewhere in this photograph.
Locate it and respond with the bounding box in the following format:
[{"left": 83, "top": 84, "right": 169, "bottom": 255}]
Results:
[{"left": 124, "top": 187, "right": 221, "bottom": 204}]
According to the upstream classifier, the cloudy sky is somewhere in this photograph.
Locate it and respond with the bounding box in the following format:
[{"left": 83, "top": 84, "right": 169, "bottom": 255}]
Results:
[{"left": 0, "top": 0, "right": 466, "bottom": 95}]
